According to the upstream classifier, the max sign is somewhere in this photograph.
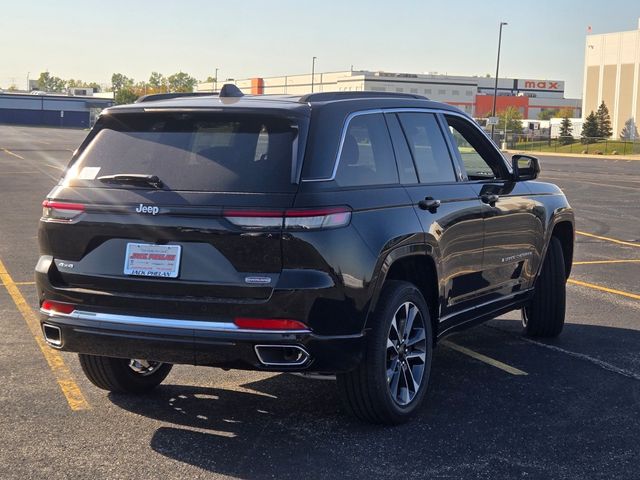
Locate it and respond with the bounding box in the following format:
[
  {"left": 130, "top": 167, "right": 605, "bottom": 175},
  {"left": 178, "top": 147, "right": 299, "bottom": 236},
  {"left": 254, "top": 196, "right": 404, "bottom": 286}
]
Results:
[{"left": 522, "top": 80, "right": 560, "bottom": 90}]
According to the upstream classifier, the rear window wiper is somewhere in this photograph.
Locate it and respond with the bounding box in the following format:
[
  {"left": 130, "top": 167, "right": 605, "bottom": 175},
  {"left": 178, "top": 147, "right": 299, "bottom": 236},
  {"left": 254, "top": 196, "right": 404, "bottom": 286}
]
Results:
[{"left": 98, "top": 174, "right": 164, "bottom": 189}]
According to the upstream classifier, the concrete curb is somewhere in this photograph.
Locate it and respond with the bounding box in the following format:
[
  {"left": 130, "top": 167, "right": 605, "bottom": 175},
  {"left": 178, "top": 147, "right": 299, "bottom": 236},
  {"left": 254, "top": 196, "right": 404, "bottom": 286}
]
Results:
[{"left": 503, "top": 149, "right": 640, "bottom": 161}]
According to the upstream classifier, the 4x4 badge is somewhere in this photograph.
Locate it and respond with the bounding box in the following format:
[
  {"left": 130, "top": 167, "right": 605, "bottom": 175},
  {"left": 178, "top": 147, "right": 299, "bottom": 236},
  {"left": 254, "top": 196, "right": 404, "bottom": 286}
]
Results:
[{"left": 135, "top": 204, "right": 159, "bottom": 215}]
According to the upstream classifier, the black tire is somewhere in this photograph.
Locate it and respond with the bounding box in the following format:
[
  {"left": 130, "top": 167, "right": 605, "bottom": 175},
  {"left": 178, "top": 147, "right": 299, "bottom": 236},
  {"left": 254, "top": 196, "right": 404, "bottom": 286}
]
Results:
[
  {"left": 337, "top": 280, "right": 433, "bottom": 425},
  {"left": 523, "top": 236, "right": 566, "bottom": 338},
  {"left": 78, "top": 354, "right": 172, "bottom": 394}
]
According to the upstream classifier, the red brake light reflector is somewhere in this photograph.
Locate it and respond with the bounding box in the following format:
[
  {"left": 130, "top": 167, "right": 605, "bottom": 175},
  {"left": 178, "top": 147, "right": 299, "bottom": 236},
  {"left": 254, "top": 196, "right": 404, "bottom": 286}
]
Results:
[
  {"left": 41, "top": 300, "right": 75, "bottom": 315},
  {"left": 42, "top": 200, "right": 85, "bottom": 221},
  {"left": 234, "top": 317, "right": 309, "bottom": 331}
]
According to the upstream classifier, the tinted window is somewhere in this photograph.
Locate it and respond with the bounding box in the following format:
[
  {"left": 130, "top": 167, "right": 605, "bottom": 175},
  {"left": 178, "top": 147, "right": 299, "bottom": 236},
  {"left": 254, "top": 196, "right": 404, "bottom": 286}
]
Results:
[
  {"left": 385, "top": 113, "right": 418, "bottom": 184},
  {"left": 397, "top": 113, "right": 456, "bottom": 183},
  {"left": 65, "top": 113, "right": 297, "bottom": 192},
  {"left": 335, "top": 113, "right": 398, "bottom": 187},
  {"left": 445, "top": 115, "right": 503, "bottom": 180}
]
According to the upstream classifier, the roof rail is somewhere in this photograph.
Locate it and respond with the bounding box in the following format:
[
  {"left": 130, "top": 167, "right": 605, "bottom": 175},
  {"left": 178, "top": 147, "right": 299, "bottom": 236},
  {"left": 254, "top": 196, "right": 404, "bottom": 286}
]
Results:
[
  {"left": 135, "top": 92, "right": 217, "bottom": 103},
  {"left": 298, "top": 91, "right": 428, "bottom": 103}
]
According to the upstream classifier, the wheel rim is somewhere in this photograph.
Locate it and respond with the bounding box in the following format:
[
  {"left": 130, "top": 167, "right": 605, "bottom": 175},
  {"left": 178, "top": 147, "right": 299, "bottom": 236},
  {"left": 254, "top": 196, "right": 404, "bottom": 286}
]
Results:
[
  {"left": 386, "top": 301, "right": 428, "bottom": 406},
  {"left": 128, "top": 359, "right": 162, "bottom": 376}
]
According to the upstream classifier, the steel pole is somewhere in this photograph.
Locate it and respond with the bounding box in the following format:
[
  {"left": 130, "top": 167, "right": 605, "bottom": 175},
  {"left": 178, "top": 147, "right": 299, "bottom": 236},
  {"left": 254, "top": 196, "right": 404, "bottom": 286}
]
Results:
[
  {"left": 311, "top": 57, "right": 317, "bottom": 93},
  {"left": 491, "top": 22, "right": 507, "bottom": 141}
]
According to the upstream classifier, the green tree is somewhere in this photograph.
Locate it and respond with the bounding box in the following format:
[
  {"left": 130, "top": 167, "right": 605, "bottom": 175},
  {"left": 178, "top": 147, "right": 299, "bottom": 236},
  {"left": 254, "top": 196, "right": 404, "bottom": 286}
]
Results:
[
  {"left": 557, "top": 107, "right": 575, "bottom": 119},
  {"left": 37, "top": 71, "right": 66, "bottom": 92},
  {"left": 111, "top": 73, "right": 134, "bottom": 93},
  {"left": 86, "top": 82, "right": 101, "bottom": 93},
  {"left": 492, "top": 106, "right": 523, "bottom": 134},
  {"left": 114, "top": 88, "right": 138, "bottom": 105},
  {"left": 558, "top": 116, "right": 573, "bottom": 145},
  {"left": 167, "top": 71, "right": 197, "bottom": 93},
  {"left": 148, "top": 72, "right": 167, "bottom": 92},
  {"left": 581, "top": 111, "right": 599, "bottom": 143},
  {"left": 595, "top": 101, "right": 613, "bottom": 138},
  {"left": 538, "top": 108, "right": 559, "bottom": 121},
  {"left": 620, "top": 118, "right": 639, "bottom": 141}
]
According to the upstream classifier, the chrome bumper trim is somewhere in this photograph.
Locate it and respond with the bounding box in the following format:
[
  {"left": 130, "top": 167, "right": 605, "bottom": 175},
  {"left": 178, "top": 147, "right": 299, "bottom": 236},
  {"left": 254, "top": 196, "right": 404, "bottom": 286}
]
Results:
[{"left": 41, "top": 308, "right": 311, "bottom": 334}]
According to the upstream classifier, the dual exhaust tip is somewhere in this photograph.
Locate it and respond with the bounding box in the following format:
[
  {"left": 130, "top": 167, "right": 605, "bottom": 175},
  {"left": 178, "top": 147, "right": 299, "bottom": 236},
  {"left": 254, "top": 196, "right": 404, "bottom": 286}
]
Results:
[
  {"left": 254, "top": 344, "right": 310, "bottom": 367},
  {"left": 42, "top": 324, "right": 310, "bottom": 368},
  {"left": 42, "top": 323, "right": 62, "bottom": 348}
]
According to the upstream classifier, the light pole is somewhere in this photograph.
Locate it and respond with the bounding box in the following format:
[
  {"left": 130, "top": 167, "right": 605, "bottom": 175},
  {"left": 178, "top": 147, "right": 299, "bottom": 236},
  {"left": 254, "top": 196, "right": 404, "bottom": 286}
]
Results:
[
  {"left": 491, "top": 21, "right": 508, "bottom": 141},
  {"left": 311, "top": 56, "right": 317, "bottom": 93},
  {"left": 26, "top": 72, "right": 30, "bottom": 91},
  {"left": 214, "top": 67, "right": 219, "bottom": 92}
]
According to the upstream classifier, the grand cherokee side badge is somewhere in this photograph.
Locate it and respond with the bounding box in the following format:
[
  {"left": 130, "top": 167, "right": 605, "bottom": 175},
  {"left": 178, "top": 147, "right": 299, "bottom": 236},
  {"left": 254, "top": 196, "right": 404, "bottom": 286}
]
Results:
[{"left": 245, "top": 276, "right": 272, "bottom": 285}]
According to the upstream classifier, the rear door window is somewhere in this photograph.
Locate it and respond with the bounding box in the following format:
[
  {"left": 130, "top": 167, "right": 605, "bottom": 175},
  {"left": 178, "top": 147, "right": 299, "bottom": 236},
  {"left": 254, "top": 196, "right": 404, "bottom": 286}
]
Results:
[
  {"left": 397, "top": 112, "right": 456, "bottom": 183},
  {"left": 335, "top": 113, "right": 399, "bottom": 187},
  {"left": 65, "top": 112, "right": 298, "bottom": 193}
]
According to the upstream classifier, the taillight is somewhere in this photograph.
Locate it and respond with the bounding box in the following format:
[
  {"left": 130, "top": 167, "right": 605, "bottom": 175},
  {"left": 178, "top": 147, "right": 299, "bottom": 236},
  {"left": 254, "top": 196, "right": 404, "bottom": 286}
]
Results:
[
  {"left": 42, "top": 200, "right": 85, "bottom": 222},
  {"left": 41, "top": 300, "right": 75, "bottom": 315},
  {"left": 234, "top": 317, "right": 310, "bottom": 331},
  {"left": 223, "top": 207, "right": 351, "bottom": 230}
]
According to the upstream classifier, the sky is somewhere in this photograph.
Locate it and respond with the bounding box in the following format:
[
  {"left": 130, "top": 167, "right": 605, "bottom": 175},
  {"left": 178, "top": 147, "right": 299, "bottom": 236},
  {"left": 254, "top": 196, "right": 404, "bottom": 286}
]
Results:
[{"left": 1, "top": 0, "right": 638, "bottom": 98}]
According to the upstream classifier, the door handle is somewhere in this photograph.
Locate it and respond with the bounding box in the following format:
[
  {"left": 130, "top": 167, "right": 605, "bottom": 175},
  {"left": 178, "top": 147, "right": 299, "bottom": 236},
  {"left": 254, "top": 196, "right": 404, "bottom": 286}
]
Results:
[
  {"left": 480, "top": 194, "right": 499, "bottom": 205},
  {"left": 418, "top": 197, "right": 441, "bottom": 212}
]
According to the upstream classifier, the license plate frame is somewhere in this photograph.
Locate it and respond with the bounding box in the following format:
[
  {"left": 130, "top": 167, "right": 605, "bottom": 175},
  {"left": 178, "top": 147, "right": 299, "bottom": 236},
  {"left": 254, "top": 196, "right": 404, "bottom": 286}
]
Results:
[{"left": 124, "top": 243, "right": 182, "bottom": 278}]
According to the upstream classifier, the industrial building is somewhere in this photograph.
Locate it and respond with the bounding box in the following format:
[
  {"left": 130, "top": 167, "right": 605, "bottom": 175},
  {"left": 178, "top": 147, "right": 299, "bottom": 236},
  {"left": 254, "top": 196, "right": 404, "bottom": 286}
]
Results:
[
  {"left": 583, "top": 19, "right": 640, "bottom": 137},
  {"left": 0, "top": 92, "right": 113, "bottom": 128},
  {"left": 198, "top": 71, "right": 581, "bottom": 119}
]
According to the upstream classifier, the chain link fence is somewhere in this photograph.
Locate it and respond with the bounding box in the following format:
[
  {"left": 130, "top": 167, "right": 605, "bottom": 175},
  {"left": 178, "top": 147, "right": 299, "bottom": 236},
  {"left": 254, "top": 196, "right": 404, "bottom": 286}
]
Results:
[{"left": 491, "top": 132, "right": 640, "bottom": 155}]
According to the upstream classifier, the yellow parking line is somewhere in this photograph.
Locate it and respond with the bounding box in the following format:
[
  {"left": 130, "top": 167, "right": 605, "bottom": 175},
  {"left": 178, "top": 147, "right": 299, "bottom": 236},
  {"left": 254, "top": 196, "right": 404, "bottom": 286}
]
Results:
[
  {"left": 1, "top": 148, "right": 25, "bottom": 160},
  {"left": 442, "top": 340, "right": 528, "bottom": 376},
  {"left": 14, "top": 281, "right": 36, "bottom": 285},
  {"left": 0, "top": 258, "right": 90, "bottom": 411},
  {"left": 576, "top": 231, "right": 640, "bottom": 248},
  {"left": 568, "top": 278, "right": 640, "bottom": 301},
  {"left": 573, "top": 259, "right": 640, "bottom": 265}
]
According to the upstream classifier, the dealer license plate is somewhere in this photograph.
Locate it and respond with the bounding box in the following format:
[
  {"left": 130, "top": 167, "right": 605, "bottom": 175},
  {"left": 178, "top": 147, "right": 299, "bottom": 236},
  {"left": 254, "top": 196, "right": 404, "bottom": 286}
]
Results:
[{"left": 124, "top": 243, "right": 181, "bottom": 278}]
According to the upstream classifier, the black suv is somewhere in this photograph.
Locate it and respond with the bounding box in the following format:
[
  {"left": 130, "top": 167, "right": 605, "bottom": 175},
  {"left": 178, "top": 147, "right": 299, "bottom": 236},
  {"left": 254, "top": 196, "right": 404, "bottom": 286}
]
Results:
[{"left": 37, "top": 86, "right": 574, "bottom": 424}]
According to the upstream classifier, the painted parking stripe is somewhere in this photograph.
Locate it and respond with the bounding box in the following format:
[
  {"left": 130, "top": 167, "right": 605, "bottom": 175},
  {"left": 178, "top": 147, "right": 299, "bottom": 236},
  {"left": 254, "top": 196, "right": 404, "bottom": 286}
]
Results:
[
  {"left": 573, "top": 259, "right": 640, "bottom": 265},
  {"left": 568, "top": 278, "right": 640, "bottom": 301},
  {"left": 576, "top": 231, "right": 640, "bottom": 248},
  {"left": 0, "top": 258, "right": 90, "bottom": 411},
  {"left": 442, "top": 340, "right": 528, "bottom": 376},
  {"left": 1, "top": 148, "right": 25, "bottom": 160}
]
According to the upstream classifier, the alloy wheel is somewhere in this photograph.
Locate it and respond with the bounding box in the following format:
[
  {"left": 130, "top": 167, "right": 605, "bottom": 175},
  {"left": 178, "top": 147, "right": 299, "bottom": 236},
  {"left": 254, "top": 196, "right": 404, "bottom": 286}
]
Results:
[{"left": 386, "top": 301, "right": 428, "bottom": 406}]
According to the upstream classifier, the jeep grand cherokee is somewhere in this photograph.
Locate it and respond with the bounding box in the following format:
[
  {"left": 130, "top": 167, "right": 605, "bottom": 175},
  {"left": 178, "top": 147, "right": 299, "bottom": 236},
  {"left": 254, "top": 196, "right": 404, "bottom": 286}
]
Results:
[{"left": 37, "top": 85, "right": 574, "bottom": 424}]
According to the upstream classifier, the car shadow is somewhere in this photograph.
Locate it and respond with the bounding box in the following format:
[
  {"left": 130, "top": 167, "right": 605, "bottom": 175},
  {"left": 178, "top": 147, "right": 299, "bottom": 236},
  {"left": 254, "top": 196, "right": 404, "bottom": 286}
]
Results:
[{"left": 108, "top": 320, "right": 640, "bottom": 479}]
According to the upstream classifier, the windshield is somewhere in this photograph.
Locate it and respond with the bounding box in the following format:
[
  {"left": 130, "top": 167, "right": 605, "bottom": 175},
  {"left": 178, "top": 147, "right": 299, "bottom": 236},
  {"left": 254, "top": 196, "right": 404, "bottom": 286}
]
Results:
[{"left": 64, "top": 112, "right": 298, "bottom": 193}]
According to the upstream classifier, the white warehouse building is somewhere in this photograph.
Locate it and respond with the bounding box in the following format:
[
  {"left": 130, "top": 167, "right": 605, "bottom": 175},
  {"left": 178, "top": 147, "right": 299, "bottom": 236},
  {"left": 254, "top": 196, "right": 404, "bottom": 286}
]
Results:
[{"left": 199, "top": 70, "right": 581, "bottom": 119}]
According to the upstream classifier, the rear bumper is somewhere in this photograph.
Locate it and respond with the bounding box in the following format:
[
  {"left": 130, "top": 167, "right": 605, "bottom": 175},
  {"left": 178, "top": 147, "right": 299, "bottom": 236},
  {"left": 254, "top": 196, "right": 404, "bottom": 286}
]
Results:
[{"left": 40, "top": 309, "right": 365, "bottom": 373}]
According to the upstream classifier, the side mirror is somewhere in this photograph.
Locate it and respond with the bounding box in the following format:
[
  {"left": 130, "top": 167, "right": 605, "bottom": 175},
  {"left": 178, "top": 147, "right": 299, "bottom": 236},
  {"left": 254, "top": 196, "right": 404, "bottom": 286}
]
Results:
[{"left": 512, "top": 154, "right": 540, "bottom": 181}]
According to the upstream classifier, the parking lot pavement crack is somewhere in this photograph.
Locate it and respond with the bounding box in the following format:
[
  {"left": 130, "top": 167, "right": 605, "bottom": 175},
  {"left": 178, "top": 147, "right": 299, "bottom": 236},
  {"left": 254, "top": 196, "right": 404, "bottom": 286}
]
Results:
[{"left": 486, "top": 325, "right": 640, "bottom": 382}]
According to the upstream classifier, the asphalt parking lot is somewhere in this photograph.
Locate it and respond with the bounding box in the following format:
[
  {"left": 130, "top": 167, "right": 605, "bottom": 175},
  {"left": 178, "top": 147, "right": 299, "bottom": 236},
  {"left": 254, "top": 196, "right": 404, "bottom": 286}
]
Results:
[{"left": 1, "top": 124, "right": 639, "bottom": 479}]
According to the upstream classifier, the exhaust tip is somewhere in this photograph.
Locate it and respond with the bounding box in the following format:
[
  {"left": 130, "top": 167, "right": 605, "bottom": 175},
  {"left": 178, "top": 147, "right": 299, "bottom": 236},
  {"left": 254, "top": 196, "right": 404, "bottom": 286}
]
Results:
[
  {"left": 42, "top": 324, "right": 62, "bottom": 348},
  {"left": 254, "top": 344, "right": 310, "bottom": 367}
]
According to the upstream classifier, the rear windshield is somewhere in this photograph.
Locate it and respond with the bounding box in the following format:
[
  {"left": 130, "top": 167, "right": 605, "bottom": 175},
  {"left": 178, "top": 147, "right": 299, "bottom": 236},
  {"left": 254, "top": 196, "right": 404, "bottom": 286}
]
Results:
[{"left": 65, "top": 112, "right": 298, "bottom": 192}]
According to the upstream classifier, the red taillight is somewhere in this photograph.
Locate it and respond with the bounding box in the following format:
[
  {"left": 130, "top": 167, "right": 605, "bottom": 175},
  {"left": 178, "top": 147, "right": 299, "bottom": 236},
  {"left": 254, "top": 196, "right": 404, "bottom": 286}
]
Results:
[
  {"left": 41, "top": 300, "right": 75, "bottom": 315},
  {"left": 223, "top": 207, "right": 351, "bottom": 230},
  {"left": 234, "top": 317, "right": 310, "bottom": 331},
  {"left": 42, "top": 200, "right": 85, "bottom": 221}
]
